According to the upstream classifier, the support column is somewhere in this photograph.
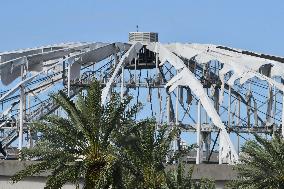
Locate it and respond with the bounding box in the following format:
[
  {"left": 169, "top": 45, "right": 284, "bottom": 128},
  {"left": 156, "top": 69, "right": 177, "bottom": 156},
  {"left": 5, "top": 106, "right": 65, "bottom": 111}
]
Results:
[
  {"left": 267, "top": 84, "right": 273, "bottom": 124},
  {"left": 109, "top": 53, "right": 119, "bottom": 99},
  {"left": 27, "top": 94, "right": 33, "bottom": 149},
  {"left": 219, "top": 132, "right": 223, "bottom": 164},
  {"left": 156, "top": 53, "right": 162, "bottom": 124},
  {"left": 134, "top": 58, "right": 137, "bottom": 84},
  {"left": 238, "top": 96, "right": 241, "bottom": 155},
  {"left": 67, "top": 63, "right": 71, "bottom": 97},
  {"left": 18, "top": 63, "right": 26, "bottom": 150},
  {"left": 228, "top": 86, "right": 231, "bottom": 128},
  {"left": 282, "top": 94, "right": 284, "bottom": 137},
  {"left": 167, "top": 94, "right": 171, "bottom": 124},
  {"left": 175, "top": 87, "right": 179, "bottom": 125},
  {"left": 273, "top": 86, "right": 277, "bottom": 123},
  {"left": 120, "top": 66, "right": 124, "bottom": 100},
  {"left": 203, "top": 132, "right": 211, "bottom": 161},
  {"left": 196, "top": 100, "right": 202, "bottom": 164},
  {"left": 19, "top": 85, "right": 25, "bottom": 150},
  {"left": 214, "top": 86, "right": 219, "bottom": 113}
]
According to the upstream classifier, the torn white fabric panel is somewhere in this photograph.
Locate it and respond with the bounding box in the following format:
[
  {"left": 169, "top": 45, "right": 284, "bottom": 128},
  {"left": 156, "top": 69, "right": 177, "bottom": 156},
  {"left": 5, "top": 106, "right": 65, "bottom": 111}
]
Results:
[
  {"left": 160, "top": 45, "right": 238, "bottom": 163},
  {"left": 0, "top": 42, "right": 76, "bottom": 61},
  {"left": 193, "top": 47, "right": 284, "bottom": 105},
  {"left": 164, "top": 43, "right": 202, "bottom": 60},
  {"left": 0, "top": 43, "right": 108, "bottom": 86},
  {"left": 188, "top": 43, "right": 216, "bottom": 51},
  {"left": 0, "top": 49, "right": 42, "bottom": 62},
  {"left": 0, "top": 56, "right": 75, "bottom": 101},
  {"left": 166, "top": 68, "right": 238, "bottom": 163},
  {"left": 254, "top": 72, "right": 284, "bottom": 91},
  {"left": 161, "top": 43, "right": 238, "bottom": 163},
  {"left": 0, "top": 49, "right": 69, "bottom": 85},
  {"left": 146, "top": 43, "right": 185, "bottom": 70},
  {"left": 0, "top": 57, "right": 27, "bottom": 85},
  {"left": 188, "top": 44, "right": 283, "bottom": 86},
  {"left": 219, "top": 130, "right": 236, "bottom": 164},
  {"left": 161, "top": 43, "right": 284, "bottom": 110},
  {"left": 101, "top": 42, "right": 143, "bottom": 104},
  {"left": 27, "top": 48, "right": 70, "bottom": 64},
  {"left": 1, "top": 64, "right": 19, "bottom": 85},
  {"left": 0, "top": 73, "right": 40, "bottom": 102},
  {"left": 227, "top": 73, "right": 240, "bottom": 87},
  {"left": 271, "top": 63, "right": 284, "bottom": 79},
  {"left": 77, "top": 43, "right": 116, "bottom": 66},
  {"left": 115, "top": 42, "right": 131, "bottom": 52},
  {"left": 204, "top": 46, "right": 284, "bottom": 87},
  {"left": 239, "top": 72, "right": 257, "bottom": 85},
  {"left": 30, "top": 61, "right": 44, "bottom": 73},
  {"left": 195, "top": 53, "right": 217, "bottom": 64},
  {"left": 69, "top": 42, "right": 107, "bottom": 51},
  {"left": 69, "top": 62, "right": 81, "bottom": 80}
]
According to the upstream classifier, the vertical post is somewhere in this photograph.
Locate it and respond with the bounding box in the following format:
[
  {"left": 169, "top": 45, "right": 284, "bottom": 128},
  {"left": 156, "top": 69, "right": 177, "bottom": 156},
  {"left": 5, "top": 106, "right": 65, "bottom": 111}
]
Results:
[
  {"left": 238, "top": 96, "right": 241, "bottom": 155},
  {"left": 121, "top": 66, "right": 124, "bottom": 100},
  {"left": 134, "top": 58, "right": 137, "bottom": 84},
  {"left": 267, "top": 84, "right": 273, "bottom": 124},
  {"left": 27, "top": 94, "right": 33, "bottom": 148},
  {"left": 253, "top": 100, "right": 258, "bottom": 127},
  {"left": 273, "top": 86, "right": 277, "bottom": 123},
  {"left": 196, "top": 100, "right": 202, "bottom": 164},
  {"left": 19, "top": 63, "right": 26, "bottom": 150},
  {"left": 67, "top": 63, "right": 71, "bottom": 97},
  {"left": 19, "top": 86, "right": 24, "bottom": 150},
  {"left": 108, "top": 52, "right": 119, "bottom": 99},
  {"left": 204, "top": 132, "right": 211, "bottom": 161},
  {"left": 175, "top": 87, "right": 179, "bottom": 125},
  {"left": 214, "top": 87, "right": 219, "bottom": 113},
  {"left": 156, "top": 53, "right": 162, "bottom": 124},
  {"left": 167, "top": 92, "right": 175, "bottom": 163},
  {"left": 158, "top": 89, "right": 162, "bottom": 124},
  {"left": 238, "top": 96, "right": 241, "bottom": 126},
  {"left": 175, "top": 86, "right": 180, "bottom": 159},
  {"left": 228, "top": 86, "right": 231, "bottom": 128},
  {"left": 167, "top": 94, "right": 171, "bottom": 124},
  {"left": 282, "top": 94, "right": 284, "bottom": 137},
  {"left": 237, "top": 133, "right": 240, "bottom": 155},
  {"left": 219, "top": 132, "right": 223, "bottom": 164},
  {"left": 205, "top": 88, "right": 208, "bottom": 123},
  {"left": 155, "top": 53, "right": 159, "bottom": 71}
]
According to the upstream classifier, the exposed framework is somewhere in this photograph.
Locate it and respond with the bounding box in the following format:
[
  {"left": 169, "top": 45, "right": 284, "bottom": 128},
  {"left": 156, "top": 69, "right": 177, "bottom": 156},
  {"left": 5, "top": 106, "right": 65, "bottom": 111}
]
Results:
[{"left": 1, "top": 33, "right": 284, "bottom": 164}]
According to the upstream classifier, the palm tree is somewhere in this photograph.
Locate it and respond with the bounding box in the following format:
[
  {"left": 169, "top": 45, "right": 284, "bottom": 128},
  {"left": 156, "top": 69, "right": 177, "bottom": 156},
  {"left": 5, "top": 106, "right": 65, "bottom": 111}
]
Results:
[
  {"left": 229, "top": 133, "right": 284, "bottom": 189},
  {"left": 115, "top": 120, "right": 176, "bottom": 188},
  {"left": 166, "top": 153, "right": 215, "bottom": 189},
  {"left": 11, "top": 80, "right": 140, "bottom": 189},
  {"left": 118, "top": 120, "right": 215, "bottom": 189}
]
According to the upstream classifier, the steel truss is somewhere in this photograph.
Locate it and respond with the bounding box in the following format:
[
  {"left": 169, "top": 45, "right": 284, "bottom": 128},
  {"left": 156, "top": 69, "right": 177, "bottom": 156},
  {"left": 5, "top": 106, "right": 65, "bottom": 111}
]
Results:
[{"left": 0, "top": 40, "right": 284, "bottom": 164}]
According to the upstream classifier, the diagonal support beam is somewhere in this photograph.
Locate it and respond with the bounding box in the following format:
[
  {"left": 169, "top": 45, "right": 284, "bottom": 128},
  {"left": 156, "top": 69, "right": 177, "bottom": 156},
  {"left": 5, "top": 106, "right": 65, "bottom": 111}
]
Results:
[{"left": 101, "top": 42, "right": 143, "bottom": 104}]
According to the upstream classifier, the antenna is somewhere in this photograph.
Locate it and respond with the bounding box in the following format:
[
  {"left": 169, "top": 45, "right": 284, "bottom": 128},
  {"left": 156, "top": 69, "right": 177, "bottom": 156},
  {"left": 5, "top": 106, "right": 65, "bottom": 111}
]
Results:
[{"left": 136, "top": 25, "right": 139, "bottom": 32}]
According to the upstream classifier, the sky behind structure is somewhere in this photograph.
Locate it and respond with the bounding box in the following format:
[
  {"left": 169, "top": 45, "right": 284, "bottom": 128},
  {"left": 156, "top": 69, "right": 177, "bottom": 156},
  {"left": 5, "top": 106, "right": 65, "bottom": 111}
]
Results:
[{"left": 0, "top": 0, "right": 283, "bottom": 56}]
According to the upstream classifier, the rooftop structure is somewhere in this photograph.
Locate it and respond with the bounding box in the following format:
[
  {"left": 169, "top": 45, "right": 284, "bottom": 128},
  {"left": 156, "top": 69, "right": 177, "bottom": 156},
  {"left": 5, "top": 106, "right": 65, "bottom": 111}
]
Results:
[
  {"left": 129, "top": 32, "right": 158, "bottom": 43},
  {"left": 0, "top": 32, "right": 284, "bottom": 165}
]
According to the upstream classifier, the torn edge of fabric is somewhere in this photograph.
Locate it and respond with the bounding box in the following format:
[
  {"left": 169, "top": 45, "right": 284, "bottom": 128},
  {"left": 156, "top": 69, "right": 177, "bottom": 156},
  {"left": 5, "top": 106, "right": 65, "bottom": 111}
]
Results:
[
  {"left": 101, "top": 42, "right": 143, "bottom": 105},
  {"left": 154, "top": 43, "right": 238, "bottom": 164}
]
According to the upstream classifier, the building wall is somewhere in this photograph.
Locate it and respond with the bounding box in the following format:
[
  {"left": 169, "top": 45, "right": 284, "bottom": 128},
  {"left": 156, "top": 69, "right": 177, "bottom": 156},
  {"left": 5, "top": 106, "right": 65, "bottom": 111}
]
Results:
[
  {"left": 0, "top": 176, "right": 228, "bottom": 189},
  {"left": 0, "top": 176, "right": 82, "bottom": 189},
  {"left": 0, "top": 160, "right": 236, "bottom": 189}
]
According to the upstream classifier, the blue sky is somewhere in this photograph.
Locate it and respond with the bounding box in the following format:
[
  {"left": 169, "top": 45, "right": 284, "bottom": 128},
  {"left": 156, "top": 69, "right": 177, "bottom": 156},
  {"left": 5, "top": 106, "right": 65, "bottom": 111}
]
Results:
[
  {"left": 0, "top": 0, "right": 283, "bottom": 56},
  {"left": 1, "top": 0, "right": 282, "bottom": 150}
]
